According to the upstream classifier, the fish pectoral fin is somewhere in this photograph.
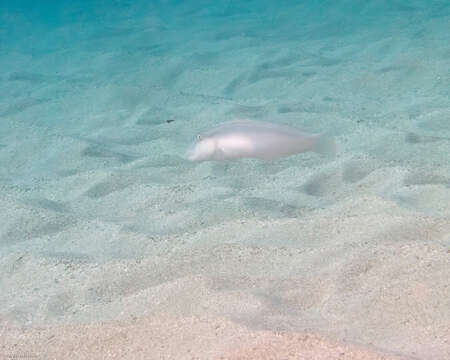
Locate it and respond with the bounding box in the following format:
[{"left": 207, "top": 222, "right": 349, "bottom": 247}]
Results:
[{"left": 214, "top": 147, "right": 227, "bottom": 160}]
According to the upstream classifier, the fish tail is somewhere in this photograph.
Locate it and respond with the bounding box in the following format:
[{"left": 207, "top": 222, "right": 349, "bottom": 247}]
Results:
[{"left": 313, "top": 133, "right": 336, "bottom": 157}]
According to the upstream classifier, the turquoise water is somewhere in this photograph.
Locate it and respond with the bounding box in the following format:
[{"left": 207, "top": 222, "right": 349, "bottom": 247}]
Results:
[{"left": 1, "top": 1, "right": 449, "bottom": 358}]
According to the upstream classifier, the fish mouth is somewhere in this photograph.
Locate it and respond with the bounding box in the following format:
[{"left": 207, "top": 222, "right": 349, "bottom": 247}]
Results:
[
  {"left": 185, "top": 150, "right": 195, "bottom": 161},
  {"left": 187, "top": 153, "right": 206, "bottom": 162},
  {"left": 186, "top": 153, "right": 197, "bottom": 161},
  {"left": 185, "top": 142, "right": 198, "bottom": 161},
  {"left": 186, "top": 150, "right": 207, "bottom": 162}
]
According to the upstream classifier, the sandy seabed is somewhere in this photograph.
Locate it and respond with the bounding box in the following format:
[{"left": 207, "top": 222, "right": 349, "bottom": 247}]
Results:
[{"left": 1, "top": 315, "right": 413, "bottom": 360}]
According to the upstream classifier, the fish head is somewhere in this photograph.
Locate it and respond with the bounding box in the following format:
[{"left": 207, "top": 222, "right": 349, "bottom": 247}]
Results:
[{"left": 186, "top": 135, "right": 217, "bottom": 162}]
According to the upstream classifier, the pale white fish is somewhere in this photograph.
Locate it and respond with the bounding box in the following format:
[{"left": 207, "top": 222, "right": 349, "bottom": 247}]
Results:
[{"left": 186, "top": 119, "right": 336, "bottom": 162}]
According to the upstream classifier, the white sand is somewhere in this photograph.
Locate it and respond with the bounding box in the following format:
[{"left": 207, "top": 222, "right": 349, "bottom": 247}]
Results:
[{"left": 1, "top": 315, "right": 412, "bottom": 360}]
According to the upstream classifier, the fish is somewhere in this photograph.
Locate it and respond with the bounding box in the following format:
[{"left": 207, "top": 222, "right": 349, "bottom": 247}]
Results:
[{"left": 186, "top": 119, "right": 336, "bottom": 162}]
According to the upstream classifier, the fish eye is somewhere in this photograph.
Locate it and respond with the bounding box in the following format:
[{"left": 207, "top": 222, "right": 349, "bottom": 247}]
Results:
[{"left": 197, "top": 134, "right": 203, "bottom": 140}]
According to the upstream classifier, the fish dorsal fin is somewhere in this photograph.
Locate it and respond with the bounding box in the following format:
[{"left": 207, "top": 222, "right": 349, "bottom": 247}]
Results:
[{"left": 203, "top": 119, "right": 268, "bottom": 137}]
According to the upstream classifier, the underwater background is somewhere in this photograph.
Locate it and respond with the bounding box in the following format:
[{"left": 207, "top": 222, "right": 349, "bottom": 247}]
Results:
[{"left": 1, "top": 1, "right": 449, "bottom": 358}]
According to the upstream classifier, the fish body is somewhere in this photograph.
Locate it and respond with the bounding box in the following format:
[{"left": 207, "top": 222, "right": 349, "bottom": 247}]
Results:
[{"left": 187, "top": 119, "right": 335, "bottom": 162}]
